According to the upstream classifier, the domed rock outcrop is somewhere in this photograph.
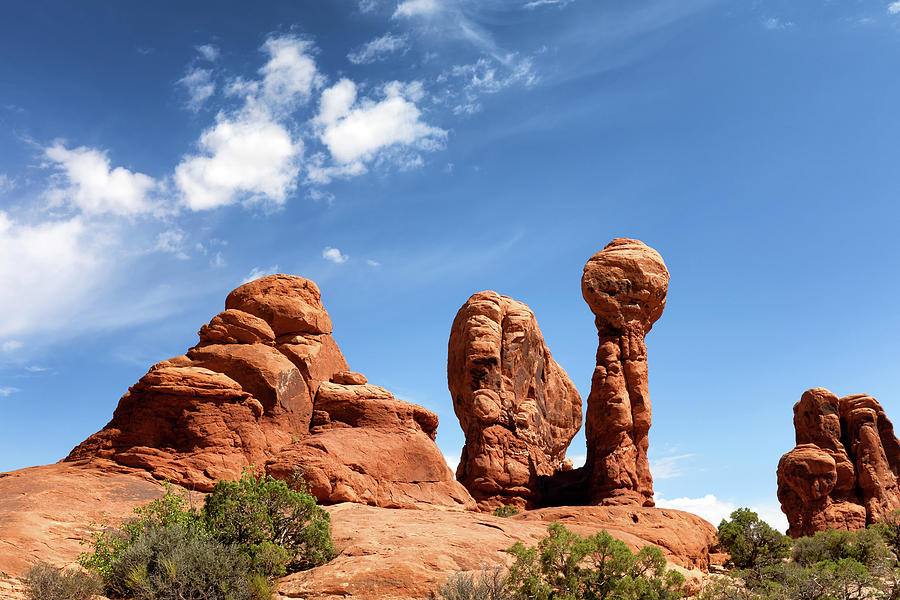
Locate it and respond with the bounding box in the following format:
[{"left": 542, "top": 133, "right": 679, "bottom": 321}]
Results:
[
  {"left": 67, "top": 274, "right": 473, "bottom": 510},
  {"left": 448, "top": 291, "right": 582, "bottom": 510},
  {"left": 580, "top": 238, "right": 669, "bottom": 506},
  {"left": 778, "top": 387, "right": 900, "bottom": 537}
]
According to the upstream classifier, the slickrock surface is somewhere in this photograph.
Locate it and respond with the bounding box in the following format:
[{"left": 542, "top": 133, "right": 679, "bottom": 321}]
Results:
[
  {"left": 278, "top": 503, "right": 716, "bottom": 600},
  {"left": 448, "top": 291, "right": 582, "bottom": 510},
  {"left": 66, "top": 274, "right": 471, "bottom": 509},
  {"left": 580, "top": 239, "right": 669, "bottom": 506},
  {"left": 0, "top": 462, "right": 166, "bottom": 576},
  {"left": 778, "top": 387, "right": 900, "bottom": 537},
  {"left": 0, "top": 463, "right": 715, "bottom": 600}
]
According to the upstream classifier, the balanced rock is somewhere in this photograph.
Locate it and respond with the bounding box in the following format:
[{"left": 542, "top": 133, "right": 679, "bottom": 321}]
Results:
[
  {"left": 448, "top": 291, "right": 582, "bottom": 509},
  {"left": 581, "top": 238, "right": 669, "bottom": 506},
  {"left": 778, "top": 388, "right": 900, "bottom": 537},
  {"left": 68, "top": 274, "right": 472, "bottom": 509}
]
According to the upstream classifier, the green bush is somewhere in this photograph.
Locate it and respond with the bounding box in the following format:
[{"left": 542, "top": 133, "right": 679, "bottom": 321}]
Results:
[
  {"left": 505, "top": 522, "right": 685, "bottom": 600},
  {"left": 203, "top": 470, "right": 334, "bottom": 575},
  {"left": 791, "top": 527, "right": 890, "bottom": 572},
  {"left": 434, "top": 568, "right": 511, "bottom": 600},
  {"left": 716, "top": 508, "right": 791, "bottom": 571},
  {"left": 492, "top": 506, "right": 520, "bottom": 518},
  {"left": 80, "top": 469, "right": 333, "bottom": 599},
  {"left": 21, "top": 562, "right": 101, "bottom": 600}
]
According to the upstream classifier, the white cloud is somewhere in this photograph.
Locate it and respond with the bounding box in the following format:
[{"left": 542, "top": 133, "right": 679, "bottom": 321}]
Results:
[
  {"left": 256, "top": 36, "right": 323, "bottom": 110},
  {"left": 2, "top": 340, "right": 23, "bottom": 352},
  {"left": 44, "top": 143, "right": 160, "bottom": 216},
  {"left": 654, "top": 493, "right": 790, "bottom": 533},
  {"left": 196, "top": 44, "right": 220, "bottom": 62},
  {"left": 359, "top": 0, "right": 378, "bottom": 12},
  {"left": 312, "top": 78, "right": 445, "bottom": 179},
  {"left": 210, "top": 251, "right": 226, "bottom": 268},
  {"left": 175, "top": 108, "right": 302, "bottom": 210},
  {"left": 443, "top": 452, "right": 460, "bottom": 473},
  {"left": 655, "top": 494, "right": 735, "bottom": 527},
  {"left": 524, "top": 0, "right": 573, "bottom": 8},
  {"left": 25, "top": 365, "right": 49, "bottom": 372},
  {"left": 568, "top": 454, "right": 586, "bottom": 468},
  {"left": 178, "top": 67, "right": 216, "bottom": 111},
  {"left": 366, "top": 259, "right": 381, "bottom": 267},
  {"left": 241, "top": 265, "right": 279, "bottom": 284},
  {"left": 890, "top": 2, "right": 900, "bottom": 14},
  {"left": 394, "top": 0, "right": 440, "bottom": 18},
  {"left": 649, "top": 453, "right": 694, "bottom": 480},
  {"left": 176, "top": 35, "right": 317, "bottom": 210},
  {"left": 0, "top": 212, "right": 107, "bottom": 339},
  {"left": 348, "top": 33, "right": 408, "bottom": 64},
  {"left": 0, "top": 387, "right": 19, "bottom": 397},
  {"left": 322, "top": 246, "right": 349, "bottom": 263}
]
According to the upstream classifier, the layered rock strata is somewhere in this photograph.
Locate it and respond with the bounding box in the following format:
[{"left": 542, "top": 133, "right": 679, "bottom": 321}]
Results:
[
  {"left": 68, "top": 275, "right": 472, "bottom": 509},
  {"left": 778, "top": 387, "right": 900, "bottom": 537},
  {"left": 580, "top": 238, "right": 669, "bottom": 506},
  {"left": 448, "top": 291, "right": 582, "bottom": 509}
]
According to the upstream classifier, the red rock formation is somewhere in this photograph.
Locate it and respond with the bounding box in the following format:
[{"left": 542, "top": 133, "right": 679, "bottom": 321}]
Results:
[
  {"left": 68, "top": 274, "right": 472, "bottom": 509},
  {"left": 580, "top": 238, "right": 669, "bottom": 506},
  {"left": 778, "top": 387, "right": 900, "bottom": 537},
  {"left": 448, "top": 291, "right": 582, "bottom": 510}
]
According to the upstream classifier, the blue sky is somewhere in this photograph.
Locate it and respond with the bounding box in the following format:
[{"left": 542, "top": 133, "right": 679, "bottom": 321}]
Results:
[{"left": 3, "top": 0, "right": 900, "bottom": 531}]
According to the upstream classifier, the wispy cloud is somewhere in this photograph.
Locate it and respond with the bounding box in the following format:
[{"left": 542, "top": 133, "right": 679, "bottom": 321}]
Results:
[
  {"left": 890, "top": 2, "right": 900, "bottom": 14},
  {"left": 762, "top": 17, "right": 794, "bottom": 30},
  {"left": 524, "top": 0, "right": 573, "bottom": 8},
  {"left": 241, "top": 265, "right": 279, "bottom": 284},
  {"left": 178, "top": 67, "right": 216, "bottom": 111},
  {"left": 0, "top": 386, "right": 20, "bottom": 397},
  {"left": 649, "top": 453, "right": 694, "bottom": 480},
  {"left": 2, "top": 340, "right": 23, "bottom": 352},
  {"left": 366, "top": 259, "right": 381, "bottom": 267},
  {"left": 394, "top": 0, "right": 440, "bottom": 18},
  {"left": 348, "top": 33, "right": 408, "bottom": 64}
]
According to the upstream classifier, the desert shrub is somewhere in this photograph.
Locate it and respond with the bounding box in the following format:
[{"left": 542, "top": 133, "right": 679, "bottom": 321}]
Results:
[
  {"left": 202, "top": 470, "right": 334, "bottom": 575},
  {"left": 79, "top": 481, "right": 205, "bottom": 580},
  {"left": 80, "top": 469, "right": 333, "bottom": 599},
  {"left": 505, "top": 522, "right": 685, "bottom": 600},
  {"left": 434, "top": 567, "right": 511, "bottom": 600},
  {"left": 716, "top": 508, "right": 791, "bottom": 571},
  {"left": 792, "top": 527, "right": 890, "bottom": 571},
  {"left": 107, "top": 524, "right": 264, "bottom": 600},
  {"left": 22, "top": 562, "right": 101, "bottom": 600},
  {"left": 493, "top": 506, "right": 520, "bottom": 518}
]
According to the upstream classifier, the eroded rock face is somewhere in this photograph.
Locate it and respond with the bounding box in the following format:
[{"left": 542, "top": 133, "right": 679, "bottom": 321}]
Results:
[
  {"left": 68, "top": 274, "right": 472, "bottom": 509},
  {"left": 778, "top": 388, "right": 900, "bottom": 537},
  {"left": 448, "top": 291, "right": 582, "bottom": 509},
  {"left": 580, "top": 238, "right": 669, "bottom": 506}
]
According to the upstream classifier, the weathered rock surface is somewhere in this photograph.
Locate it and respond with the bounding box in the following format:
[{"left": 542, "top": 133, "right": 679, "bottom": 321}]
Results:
[
  {"left": 0, "top": 463, "right": 716, "bottom": 600},
  {"left": 448, "top": 291, "right": 582, "bottom": 510},
  {"left": 778, "top": 387, "right": 900, "bottom": 537},
  {"left": 67, "top": 274, "right": 469, "bottom": 509},
  {"left": 580, "top": 238, "right": 669, "bottom": 506},
  {"left": 266, "top": 382, "right": 474, "bottom": 510}
]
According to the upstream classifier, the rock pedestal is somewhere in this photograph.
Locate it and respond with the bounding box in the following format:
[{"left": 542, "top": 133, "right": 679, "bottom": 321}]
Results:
[{"left": 580, "top": 238, "right": 669, "bottom": 506}]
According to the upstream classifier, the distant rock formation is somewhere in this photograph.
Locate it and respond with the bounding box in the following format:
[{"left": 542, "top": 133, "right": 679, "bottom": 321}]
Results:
[
  {"left": 448, "top": 291, "right": 582, "bottom": 510},
  {"left": 67, "top": 274, "right": 473, "bottom": 510},
  {"left": 778, "top": 387, "right": 900, "bottom": 537},
  {"left": 580, "top": 238, "right": 669, "bottom": 506}
]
